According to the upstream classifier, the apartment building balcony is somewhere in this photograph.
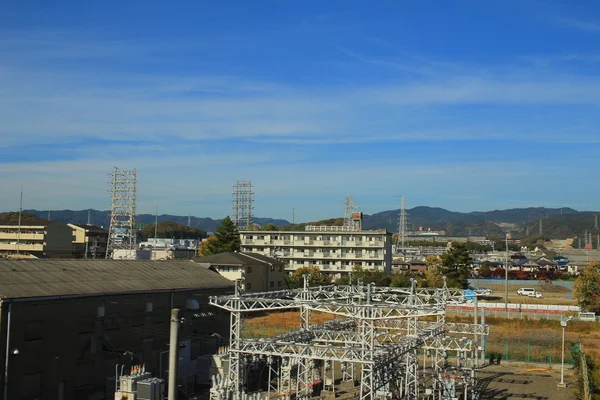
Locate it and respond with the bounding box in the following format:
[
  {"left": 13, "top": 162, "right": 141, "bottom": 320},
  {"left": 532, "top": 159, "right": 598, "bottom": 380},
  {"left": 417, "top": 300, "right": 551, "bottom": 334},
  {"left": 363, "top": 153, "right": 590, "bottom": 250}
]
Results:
[
  {"left": 0, "top": 243, "right": 44, "bottom": 251},
  {"left": 0, "top": 233, "right": 45, "bottom": 241},
  {"left": 271, "top": 240, "right": 292, "bottom": 246}
]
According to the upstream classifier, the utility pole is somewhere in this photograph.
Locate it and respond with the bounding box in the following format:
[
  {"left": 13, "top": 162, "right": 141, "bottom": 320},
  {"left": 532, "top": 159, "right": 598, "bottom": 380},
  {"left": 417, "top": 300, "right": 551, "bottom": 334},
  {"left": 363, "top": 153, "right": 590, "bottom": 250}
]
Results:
[
  {"left": 155, "top": 206, "right": 159, "bottom": 239},
  {"left": 16, "top": 187, "right": 22, "bottom": 258},
  {"left": 85, "top": 210, "right": 91, "bottom": 259},
  {"left": 154, "top": 206, "right": 159, "bottom": 261},
  {"left": 504, "top": 234, "right": 509, "bottom": 317},
  {"left": 168, "top": 308, "right": 180, "bottom": 400}
]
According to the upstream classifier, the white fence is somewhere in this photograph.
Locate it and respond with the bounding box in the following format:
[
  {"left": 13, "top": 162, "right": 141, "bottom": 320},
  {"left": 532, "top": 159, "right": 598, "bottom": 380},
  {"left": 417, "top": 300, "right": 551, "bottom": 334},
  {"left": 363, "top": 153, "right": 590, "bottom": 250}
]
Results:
[{"left": 447, "top": 302, "right": 580, "bottom": 318}]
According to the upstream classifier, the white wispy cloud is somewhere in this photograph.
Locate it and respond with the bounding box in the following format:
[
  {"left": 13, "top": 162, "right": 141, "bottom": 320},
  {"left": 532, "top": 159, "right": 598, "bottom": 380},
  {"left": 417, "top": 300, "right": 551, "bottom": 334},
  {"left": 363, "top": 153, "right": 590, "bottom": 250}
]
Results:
[
  {"left": 558, "top": 17, "right": 600, "bottom": 33},
  {"left": 1, "top": 25, "right": 600, "bottom": 217}
]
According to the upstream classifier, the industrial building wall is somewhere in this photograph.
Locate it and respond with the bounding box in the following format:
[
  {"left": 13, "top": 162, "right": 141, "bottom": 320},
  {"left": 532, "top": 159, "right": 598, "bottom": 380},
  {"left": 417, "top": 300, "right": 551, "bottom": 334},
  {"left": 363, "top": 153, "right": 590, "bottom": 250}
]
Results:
[{"left": 0, "top": 288, "right": 232, "bottom": 400}]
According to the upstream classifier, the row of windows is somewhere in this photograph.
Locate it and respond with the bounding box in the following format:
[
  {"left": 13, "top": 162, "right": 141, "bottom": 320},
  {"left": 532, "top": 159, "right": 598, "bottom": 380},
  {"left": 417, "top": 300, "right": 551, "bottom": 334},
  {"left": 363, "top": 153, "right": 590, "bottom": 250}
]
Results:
[
  {"left": 245, "top": 235, "right": 384, "bottom": 241},
  {"left": 219, "top": 265, "right": 284, "bottom": 273}
]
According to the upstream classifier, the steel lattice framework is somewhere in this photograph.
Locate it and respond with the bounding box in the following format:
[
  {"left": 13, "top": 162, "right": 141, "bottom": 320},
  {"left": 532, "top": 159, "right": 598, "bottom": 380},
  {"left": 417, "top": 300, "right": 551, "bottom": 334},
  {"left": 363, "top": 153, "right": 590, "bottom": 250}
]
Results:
[
  {"left": 209, "top": 278, "right": 488, "bottom": 400},
  {"left": 395, "top": 195, "right": 408, "bottom": 253},
  {"left": 232, "top": 181, "right": 254, "bottom": 230},
  {"left": 105, "top": 167, "right": 137, "bottom": 259}
]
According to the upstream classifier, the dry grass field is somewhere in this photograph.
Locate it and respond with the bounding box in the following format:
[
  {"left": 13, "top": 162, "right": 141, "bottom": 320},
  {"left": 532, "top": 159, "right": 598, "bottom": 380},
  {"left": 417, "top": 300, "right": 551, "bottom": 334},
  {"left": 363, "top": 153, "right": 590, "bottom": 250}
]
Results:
[{"left": 242, "top": 311, "right": 600, "bottom": 363}]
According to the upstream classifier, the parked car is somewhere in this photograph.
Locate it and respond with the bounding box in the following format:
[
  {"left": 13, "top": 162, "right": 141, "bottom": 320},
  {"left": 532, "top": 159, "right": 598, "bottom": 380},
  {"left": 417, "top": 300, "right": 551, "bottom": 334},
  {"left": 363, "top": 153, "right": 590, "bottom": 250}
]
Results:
[
  {"left": 517, "top": 288, "right": 535, "bottom": 296},
  {"left": 467, "top": 286, "right": 492, "bottom": 296},
  {"left": 477, "top": 287, "right": 492, "bottom": 296},
  {"left": 527, "top": 291, "right": 543, "bottom": 299},
  {"left": 578, "top": 312, "right": 596, "bottom": 322}
]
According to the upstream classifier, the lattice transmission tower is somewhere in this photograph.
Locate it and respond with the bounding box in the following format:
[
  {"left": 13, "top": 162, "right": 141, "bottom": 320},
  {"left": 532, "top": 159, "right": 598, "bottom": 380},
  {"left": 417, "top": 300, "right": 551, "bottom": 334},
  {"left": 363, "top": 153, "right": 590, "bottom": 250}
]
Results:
[
  {"left": 395, "top": 195, "right": 408, "bottom": 252},
  {"left": 105, "top": 167, "right": 137, "bottom": 259},
  {"left": 343, "top": 195, "right": 362, "bottom": 231},
  {"left": 343, "top": 195, "right": 356, "bottom": 227},
  {"left": 232, "top": 181, "right": 254, "bottom": 230}
]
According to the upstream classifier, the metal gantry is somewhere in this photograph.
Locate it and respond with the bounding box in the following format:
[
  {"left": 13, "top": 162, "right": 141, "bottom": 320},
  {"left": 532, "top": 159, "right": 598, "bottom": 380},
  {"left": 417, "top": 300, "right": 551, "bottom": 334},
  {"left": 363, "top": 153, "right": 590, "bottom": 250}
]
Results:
[
  {"left": 105, "top": 167, "right": 137, "bottom": 259},
  {"left": 209, "top": 278, "right": 488, "bottom": 400}
]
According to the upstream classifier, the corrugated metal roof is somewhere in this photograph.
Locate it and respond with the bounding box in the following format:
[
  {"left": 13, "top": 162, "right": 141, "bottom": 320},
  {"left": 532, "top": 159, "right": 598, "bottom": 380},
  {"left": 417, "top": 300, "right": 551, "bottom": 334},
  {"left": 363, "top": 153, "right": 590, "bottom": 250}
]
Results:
[
  {"left": 0, "top": 259, "right": 233, "bottom": 300},
  {"left": 194, "top": 252, "right": 283, "bottom": 266}
]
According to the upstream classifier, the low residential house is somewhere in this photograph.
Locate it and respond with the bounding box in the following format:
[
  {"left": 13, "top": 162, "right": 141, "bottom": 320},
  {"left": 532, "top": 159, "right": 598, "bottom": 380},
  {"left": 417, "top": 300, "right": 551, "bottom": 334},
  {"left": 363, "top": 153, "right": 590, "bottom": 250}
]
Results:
[
  {"left": 521, "top": 259, "right": 540, "bottom": 272},
  {"left": 194, "top": 252, "right": 287, "bottom": 292},
  {"left": 68, "top": 223, "right": 108, "bottom": 259},
  {"left": 535, "top": 258, "right": 557, "bottom": 271},
  {"left": 392, "top": 259, "right": 428, "bottom": 274},
  {"left": 0, "top": 259, "right": 233, "bottom": 400}
]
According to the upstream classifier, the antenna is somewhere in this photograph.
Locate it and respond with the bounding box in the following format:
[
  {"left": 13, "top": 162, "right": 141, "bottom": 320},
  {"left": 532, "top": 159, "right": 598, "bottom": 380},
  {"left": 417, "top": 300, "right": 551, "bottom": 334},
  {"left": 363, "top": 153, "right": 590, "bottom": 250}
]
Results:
[
  {"left": 232, "top": 181, "right": 254, "bottom": 230},
  {"left": 105, "top": 167, "right": 137, "bottom": 259}
]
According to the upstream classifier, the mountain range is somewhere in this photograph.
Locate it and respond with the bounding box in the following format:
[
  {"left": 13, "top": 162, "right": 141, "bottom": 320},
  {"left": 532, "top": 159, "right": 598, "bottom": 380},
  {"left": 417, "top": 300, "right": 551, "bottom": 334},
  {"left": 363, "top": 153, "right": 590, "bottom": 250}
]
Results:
[{"left": 20, "top": 206, "right": 599, "bottom": 238}]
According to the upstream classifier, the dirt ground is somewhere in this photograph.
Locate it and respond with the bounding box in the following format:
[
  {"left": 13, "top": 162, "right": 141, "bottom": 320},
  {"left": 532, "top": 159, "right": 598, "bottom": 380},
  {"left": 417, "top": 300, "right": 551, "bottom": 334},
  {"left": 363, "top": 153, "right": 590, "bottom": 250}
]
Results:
[
  {"left": 478, "top": 364, "right": 577, "bottom": 400},
  {"left": 480, "top": 284, "right": 575, "bottom": 305}
]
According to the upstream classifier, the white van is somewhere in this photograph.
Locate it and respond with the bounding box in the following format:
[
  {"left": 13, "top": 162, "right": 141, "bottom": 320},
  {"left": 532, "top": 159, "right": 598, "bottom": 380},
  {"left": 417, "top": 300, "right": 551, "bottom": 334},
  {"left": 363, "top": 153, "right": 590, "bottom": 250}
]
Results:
[
  {"left": 517, "top": 288, "right": 535, "bottom": 296},
  {"left": 579, "top": 312, "right": 596, "bottom": 322}
]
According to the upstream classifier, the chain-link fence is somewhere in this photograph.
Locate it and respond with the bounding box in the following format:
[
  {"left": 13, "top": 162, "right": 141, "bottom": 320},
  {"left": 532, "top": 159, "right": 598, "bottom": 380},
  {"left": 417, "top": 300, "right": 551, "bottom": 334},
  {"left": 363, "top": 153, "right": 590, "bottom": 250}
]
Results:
[{"left": 485, "top": 337, "right": 574, "bottom": 364}]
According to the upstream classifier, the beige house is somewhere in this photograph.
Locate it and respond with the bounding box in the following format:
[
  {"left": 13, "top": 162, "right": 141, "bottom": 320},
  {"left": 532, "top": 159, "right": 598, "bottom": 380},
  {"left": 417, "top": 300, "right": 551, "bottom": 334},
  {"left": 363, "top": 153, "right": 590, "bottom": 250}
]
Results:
[
  {"left": 194, "top": 252, "right": 287, "bottom": 292},
  {"left": 68, "top": 224, "right": 108, "bottom": 259},
  {"left": 0, "top": 222, "right": 73, "bottom": 259},
  {"left": 0, "top": 259, "right": 233, "bottom": 400}
]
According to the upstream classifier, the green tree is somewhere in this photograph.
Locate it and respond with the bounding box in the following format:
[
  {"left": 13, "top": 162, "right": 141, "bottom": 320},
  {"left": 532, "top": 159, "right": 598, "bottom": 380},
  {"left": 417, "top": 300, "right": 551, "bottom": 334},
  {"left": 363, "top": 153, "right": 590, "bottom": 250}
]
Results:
[
  {"left": 423, "top": 255, "right": 444, "bottom": 288},
  {"left": 440, "top": 243, "right": 472, "bottom": 288},
  {"left": 286, "top": 267, "right": 331, "bottom": 289},
  {"left": 390, "top": 273, "right": 411, "bottom": 288},
  {"left": 574, "top": 262, "right": 600, "bottom": 313},
  {"left": 140, "top": 221, "right": 206, "bottom": 240},
  {"left": 0, "top": 212, "right": 48, "bottom": 225},
  {"left": 260, "top": 223, "right": 278, "bottom": 231},
  {"left": 199, "top": 216, "right": 241, "bottom": 256},
  {"left": 198, "top": 236, "right": 218, "bottom": 256}
]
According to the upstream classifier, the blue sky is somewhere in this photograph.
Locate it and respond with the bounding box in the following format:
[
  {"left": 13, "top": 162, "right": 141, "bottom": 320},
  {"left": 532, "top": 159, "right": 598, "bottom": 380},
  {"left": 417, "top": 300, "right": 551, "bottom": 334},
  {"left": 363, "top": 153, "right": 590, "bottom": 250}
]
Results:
[{"left": 1, "top": 0, "right": 599, "bottom": 221}]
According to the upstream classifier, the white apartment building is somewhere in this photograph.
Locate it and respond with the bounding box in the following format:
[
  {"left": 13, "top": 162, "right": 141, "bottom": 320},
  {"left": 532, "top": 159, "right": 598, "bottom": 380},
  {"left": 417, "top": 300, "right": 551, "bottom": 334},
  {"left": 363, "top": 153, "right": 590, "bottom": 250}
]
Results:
[{"left": 239, "top": 226, "right": 393, "bottom": 276}]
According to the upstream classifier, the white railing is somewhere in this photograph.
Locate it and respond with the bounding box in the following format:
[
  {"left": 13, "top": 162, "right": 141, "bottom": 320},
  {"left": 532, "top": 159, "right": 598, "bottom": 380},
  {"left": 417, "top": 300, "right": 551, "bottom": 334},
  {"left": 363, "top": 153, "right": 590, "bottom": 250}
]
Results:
[{"left": 305, "top": 225, "right": 359, "bottom": 232}]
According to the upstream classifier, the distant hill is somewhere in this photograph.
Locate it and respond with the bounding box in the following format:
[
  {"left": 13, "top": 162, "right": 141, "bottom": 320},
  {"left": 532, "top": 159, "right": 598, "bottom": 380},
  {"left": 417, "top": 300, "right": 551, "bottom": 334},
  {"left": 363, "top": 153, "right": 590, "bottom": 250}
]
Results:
[
  {"left": 362, "top": 206, "right": 593, "bottom": 238},
  {"left": 22, "top": 209, "right": 290, "bottom": 233},
  {"left": 10, "top": 206, "right": 599, "bottom": 239}
]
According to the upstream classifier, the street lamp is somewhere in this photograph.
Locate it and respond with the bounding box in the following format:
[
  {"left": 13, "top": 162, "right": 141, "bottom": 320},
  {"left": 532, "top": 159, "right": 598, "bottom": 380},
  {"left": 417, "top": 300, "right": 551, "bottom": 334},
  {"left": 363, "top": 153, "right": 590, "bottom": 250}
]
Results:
[{"left": 558, "top": 316, "right": 573, "bottom": 388}]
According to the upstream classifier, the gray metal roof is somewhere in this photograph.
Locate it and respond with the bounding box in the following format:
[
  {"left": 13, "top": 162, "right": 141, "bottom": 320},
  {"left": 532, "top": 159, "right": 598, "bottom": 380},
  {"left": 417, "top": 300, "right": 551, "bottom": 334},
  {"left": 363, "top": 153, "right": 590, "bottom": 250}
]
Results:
[
  {"left": 0, "top": 259, "right": 233, "bottom": 300},
  {"left": 194, "top": 252, "right": 284, "bottom": 267}
]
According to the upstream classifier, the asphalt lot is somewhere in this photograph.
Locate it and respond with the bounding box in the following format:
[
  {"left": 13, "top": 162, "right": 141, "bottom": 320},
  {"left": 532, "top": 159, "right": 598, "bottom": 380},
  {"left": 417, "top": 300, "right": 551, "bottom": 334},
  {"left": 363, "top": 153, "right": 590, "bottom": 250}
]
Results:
[{"left": 477, "top": 364, "right": 577, "bottom": 400}]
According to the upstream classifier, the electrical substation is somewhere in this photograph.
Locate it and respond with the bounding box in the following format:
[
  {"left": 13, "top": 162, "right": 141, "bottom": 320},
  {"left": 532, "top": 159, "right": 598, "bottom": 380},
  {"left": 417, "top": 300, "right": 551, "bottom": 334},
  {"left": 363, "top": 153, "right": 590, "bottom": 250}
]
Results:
[{"left": 208, "top": 277, "right": 488, "bottom": 400}]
